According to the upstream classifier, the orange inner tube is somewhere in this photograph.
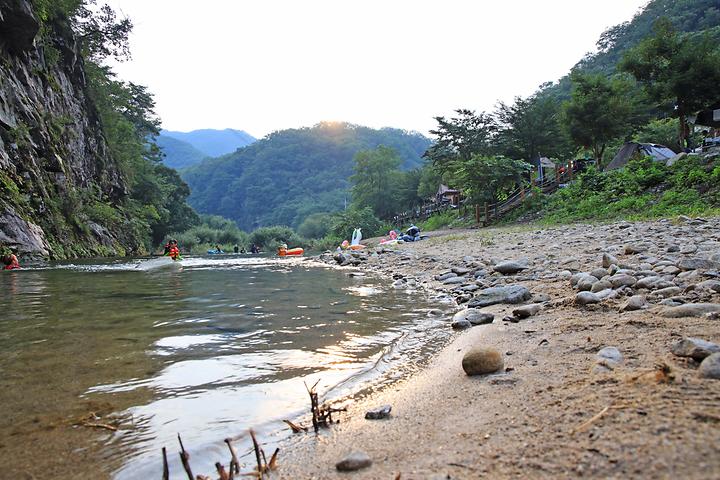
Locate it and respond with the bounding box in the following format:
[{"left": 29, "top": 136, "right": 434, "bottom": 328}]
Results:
[{"left": 278, "top": 247, "right": 304, "bottom": 256}]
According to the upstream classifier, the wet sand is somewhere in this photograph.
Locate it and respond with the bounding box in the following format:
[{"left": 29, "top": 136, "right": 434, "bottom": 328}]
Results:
[{"left": 280, "top": 218, "right": 720, "bottom": 479}]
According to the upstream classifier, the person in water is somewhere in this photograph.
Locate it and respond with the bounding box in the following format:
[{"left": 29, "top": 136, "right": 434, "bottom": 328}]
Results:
[
  {"left": 233, "top": 244, "right": 239, "bottom": 253},
  {"left": 2, "top": 253, "right": 21, "bottom": 270},
  {"left": 166, "top": 240, "right": 180, "bottom": 260},
  {"left": 251, "top": 243, "right": 259, "bottom": 254},
  {"left": 215, "top": 244, "right": 222, "bottom": 253}
]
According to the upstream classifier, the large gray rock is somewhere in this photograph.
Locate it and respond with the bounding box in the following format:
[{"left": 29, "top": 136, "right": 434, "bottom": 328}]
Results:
[
  {"left": 0, "top": 0, "right": 39, "bottom": 53},
  {"left": 0, "top": 209, "right": 50, "bottom": 257},
  {"left": 336, "top": 451, "right": 372, "bottom": 471},
  {"left": 661, "top": 303, "right": 720, "bottom": 318},
  {"left": 699, "top": 353, "right": 720, "bottom": 380},
  {"left": 462, "top": 347, "right": 504, "bottom": 375},
  {"left": 467, "top": 285, "right": 531, "bottom": 308},
  {"left": 493, "top": 261, "right": 528, "bottom": 274},
  {"left": 671, "top": 338, "right": 720, "bottom": 361}
]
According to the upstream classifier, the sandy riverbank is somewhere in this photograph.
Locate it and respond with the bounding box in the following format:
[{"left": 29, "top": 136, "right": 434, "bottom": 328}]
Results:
[{"left": 278, "top": 217, "right": 720, "bottom": 479}]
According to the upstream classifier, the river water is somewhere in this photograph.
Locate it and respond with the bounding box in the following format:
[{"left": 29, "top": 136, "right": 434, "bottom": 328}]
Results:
[{"left": 0, "top": 255, "right": 453, "bottom": 479}]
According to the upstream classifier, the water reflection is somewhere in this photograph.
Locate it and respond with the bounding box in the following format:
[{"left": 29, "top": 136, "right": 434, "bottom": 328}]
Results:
[{"left": 0, "top": 255, "right": 453, "bottom": 479}]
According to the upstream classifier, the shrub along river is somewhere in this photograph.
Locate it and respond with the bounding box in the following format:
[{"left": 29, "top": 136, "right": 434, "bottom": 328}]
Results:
[{"left": 0, "top": 255, "right": 453, "bottom": 478}]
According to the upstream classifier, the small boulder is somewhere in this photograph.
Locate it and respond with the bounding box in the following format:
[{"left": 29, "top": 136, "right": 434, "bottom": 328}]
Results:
[
  {"left": 577, "top": 275, "right": 598, "bottom": 292},
  {"left": 671, "top": 338, "right": 720, "bottom": 361},
  {"left": 451, "top": 319, "right": 472, "bottom": 330},
  {"left": 365, "top": 405, "right": 392, "bottom": 420},
  {"left": 698, "top": 353, "right": 720, "bottom": 380},
  {"left": 462, "top": 347, "right": 504, "bottom": 375},
  {"left": 512, "top": 303, "right": 542, "bottom": 319},
  {"left": 591, "top": 267, "right": 609, "bottom": 280},
  {"left": 336, "top": 451, "right": 372, "bottom": 471},
  {"left": 610, "top": 274, "right": 637, "bottom": 288},
  {"left": 602, "top": 253, "right": 619, "bottom": 268},
  {"left": 453, "top": 309, "right": 494, "bottom": 325},
  {"left": 591, "top": 279, "right": 613, "bottom": 293},
  {"left": 661, "top": 303, "right": 720, "bottom": 318},
  {"left": 494, "top": 261, "right": 528, "bottom": 274},
  {"left": 620, "top": 295, "right": 647, "bottom": 312},
  {"left": 677, "top": 258, "right": 715, "bottom": 271},
  {"left": 575, "top": 291, "right": 601, "bottom": 305}
]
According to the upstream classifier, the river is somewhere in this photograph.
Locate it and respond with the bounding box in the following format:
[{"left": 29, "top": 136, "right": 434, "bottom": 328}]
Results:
[{"left": 0, "top": 254, "right": 453, "bottom": 478}]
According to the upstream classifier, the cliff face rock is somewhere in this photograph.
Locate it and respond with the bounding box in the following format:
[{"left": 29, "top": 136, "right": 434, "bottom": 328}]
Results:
[{"left": 0, "top": 0, "right": 130, "bottom": 259}]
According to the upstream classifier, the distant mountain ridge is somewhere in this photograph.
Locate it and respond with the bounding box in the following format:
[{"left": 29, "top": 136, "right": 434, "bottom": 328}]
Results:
[
  {"left": 161, "top": 128, "right": 256, "bottom": 158},
  {"left": 156, "top": 135, "right": 207, "bottom": 169},
  {"left": 181, "top": 122, "right": 432, "bottom": 231}
]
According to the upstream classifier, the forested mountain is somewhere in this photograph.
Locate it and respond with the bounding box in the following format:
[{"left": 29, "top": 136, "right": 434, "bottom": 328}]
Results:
[
  {"left": 161, "top": 128, "right": 256, "bottom": 158},
  {"left": 182, "top": 122, "right": 431, "bottom": 231},
  {"left": 544, "top": 0, "right": 720, "bottom": 100},
  {"left": 156, "top": 135, "right": 207, "bottom": 169}
]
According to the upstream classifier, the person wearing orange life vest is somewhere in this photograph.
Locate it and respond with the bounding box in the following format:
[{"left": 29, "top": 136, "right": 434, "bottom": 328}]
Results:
[
  {"left": 2, "top": 253, "right": 20, "bottom": 270},
  {"left": 165, "top": 239, "right": 180, "bottom": 260}
]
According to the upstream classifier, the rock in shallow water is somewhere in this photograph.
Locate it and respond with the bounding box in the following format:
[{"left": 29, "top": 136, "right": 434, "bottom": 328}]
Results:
[
  {"left": 671, "top": 338, "right": 720, "bottom": 361},
  {"left": 336, "top": 451, "right": 372, "bottom": 471},
  {"left": 462, "top": 347, "right": 504, "bottom": 375}
]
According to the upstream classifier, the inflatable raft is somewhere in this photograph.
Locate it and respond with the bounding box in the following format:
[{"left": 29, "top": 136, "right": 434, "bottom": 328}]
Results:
[{"left": 278, "top": 247, "right": 304, "bottom": 257}]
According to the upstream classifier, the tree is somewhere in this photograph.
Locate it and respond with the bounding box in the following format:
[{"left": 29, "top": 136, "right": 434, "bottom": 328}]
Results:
[
  {"left": 620, "top": 17, "right": 720, "bottom": 149},
  {"left": 495, "top": 92, "right": 572, "bottom": 162},
  {"left": 350, "top": 146, "right": 402, "bottom": 219},
  {"left": 456, "top": 155, "right": 532, "bottom": 205},
  {"left": 563, "top": 72, "right": 642, "bottom": 168},
  {"left": 423, "top": 109, "right": 497, "bottom": 174}
]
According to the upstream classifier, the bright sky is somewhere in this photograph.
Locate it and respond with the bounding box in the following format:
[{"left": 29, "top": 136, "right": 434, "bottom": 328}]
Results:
[{"left": 106, "top": 0, "right": 649, "bottom": 138}]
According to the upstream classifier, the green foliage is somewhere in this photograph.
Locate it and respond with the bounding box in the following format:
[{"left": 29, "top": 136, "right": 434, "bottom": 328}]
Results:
[
  {"left": 297, "top": 212, "right": 332, "bottom": 239},
  {"left": 516, "top": 155, "right": 720, "bottom": 224},
  {"left": 633, "top": 118, "right": 682, "bottom": 151},
  {"left": 620, "top": 17, "right": 720, "bottom": 146},
  {"left": 456, "top": 155, "right": 532, "bottom": 205},
  {"left": 248, "top": 226, "right": 303, "bottom": 250},
  {"left": 325, "top": 207, "right": 386, "bottom": 239},
  {"left": 167, "top": 215, "right": 247, "bottom": 253},
  {"left": 416, "top": 210, "right": 460, "bottom": 231},
  {"left": 182, "top": 122, "right": 431, "bottom": 231},
  {"left": 350, "top": 146, "right": 403, "bottom": 218},
  {"left": 563, "top": 72, "right": 645, "bottom": 167},
  {"left": 424, "top": 109, "right": 497, "bottom": 174}
]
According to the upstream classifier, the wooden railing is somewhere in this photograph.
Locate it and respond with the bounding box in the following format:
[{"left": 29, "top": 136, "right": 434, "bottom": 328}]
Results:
[{"left": 392, "top": 170, "right": 575, "bottom": 228}]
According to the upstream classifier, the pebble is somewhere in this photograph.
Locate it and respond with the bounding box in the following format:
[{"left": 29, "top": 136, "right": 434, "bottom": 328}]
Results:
[
  {"left": 575, "top": 291, "right": 600, "bottom": 305},
  {"left": 451, "top": 319, "right": 472, "bottom": 330},
  {"left": 577, "top": 275, "right": 598, "bottom": 291},
  {"left": 365, "top": 405, "right": 392, "bottom": 420},
  {"left": 436, "top": 272, "right": 457, "bottom": 281},
  {"left": 451, "top": 267, "right": 471, "bottom": 275},
  {"left": 602, "top": 253, "right": 619, "bottom": 268},
  {"left": 591, "top": 279, "right": 613, "bottom": 293},
  {"left": 452, "top": 309, "right": 494, "bottom": 326},
  {"left": 493, "top": 261, "right": 528, "bottom": 274},
  {"left": 590, "top": 267, "right": 608, "bottom": 279},
  {"left": 677, "top": 258, "right": 715, "bottom": 271},
  {"left": 625, "top": 244, "right": 647, "bottom": 254},
  {"left": 661, "top": 303, "right": 720, "bottom": 318},
  {"left": 442, "top": 276, "right": 465, "bottom": 285},
  {"left": 595, "top": 346, "right": 624, "bottom": 372},
  {"left": 512, "top": 303, "right": 542, "bottom": 319},
  {"left": 336, "top": 451, "right": 372, "bottom": 471},
  {"left": 699, "top": 353, "right": 720, "bottom": 380},
  {"left": 610, "top": 274, "right": 637, "bottom": 288},
  {"left": 697, "top": 280, "right": 720, "bottom": 293},
  {"left": 620, "top": 295, "right": 647, "bottom": 312},
  {"left": 654, "top": 286, "right": 682, "bottom": 298},
  {"left": 671, "top": 338, "right": 720, "bottom": 361},
  {"left": 462, "top": 347, "right": 504, "bottom": 375}
]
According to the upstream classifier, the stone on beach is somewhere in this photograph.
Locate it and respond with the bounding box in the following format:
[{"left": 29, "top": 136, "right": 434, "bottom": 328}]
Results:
[
  {"left": 512, "top": 303, "right": 542, "bottom": 319},
  {"left": 698, "top": 353, "right": 720, "bottom": 380},
  {"left": 336, "top": 451, "right": 372, "bottom": 471},
  {"left": 595, "top": 346, "right": 624, "bottom": 372},
  {"left": 677, "top": 258, "right": 715, "bottom": 271},
  {"left": 462, "top": 347, "right": 504, "bottom": 375},
  {"left": 451, "top": 318, "right": 472, "bottom": 330},
  {"left": 660, "top": 303, "right": 720, "bottom": 318},
  {"left": 453, "top": 309, "right": 494, "bottom": 325},
  {"left": 576, "top": 275, "right": 598, "bottom": 291},
  {"left": 671, "top": 338, "right": 720, "bottom": 361},
  {"left": 365, "top": 405, "right": 392, "bottom": 420},
  {"left": 575, "top": 291, "right": 601, "bottom": 305},
  {"left": 620, "top": 295, "right": 647, "bottom": 312},
  {"left": 467, "top": 285, "right": 531, "bottom": 308},
  {"left": 602, "top": 253, "right": 619, "bottom": 268},
  {"left": 493, "top": 261, "right": 528, "bottom": 274}
]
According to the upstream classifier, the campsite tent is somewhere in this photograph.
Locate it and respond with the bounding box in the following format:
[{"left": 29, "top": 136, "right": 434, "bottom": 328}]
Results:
[{"left": 605, "top": 142, "right": 676, "bottom": 171}]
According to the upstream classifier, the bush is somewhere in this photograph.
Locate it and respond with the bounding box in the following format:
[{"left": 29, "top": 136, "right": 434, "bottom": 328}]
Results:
[
  {"left": 298, "top": 212, "right": 332, "bottom": 239},
  {"left": 249, "top": 226, "right": 304, "bottom": 249},
  {"left": 326, "top": 207, "right": 385, "bottom": 240}
]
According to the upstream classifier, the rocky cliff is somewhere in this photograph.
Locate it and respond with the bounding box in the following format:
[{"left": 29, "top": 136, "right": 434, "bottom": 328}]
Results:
[{"left": 0, "top": 0, "right": 134, "bottom": 259}]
